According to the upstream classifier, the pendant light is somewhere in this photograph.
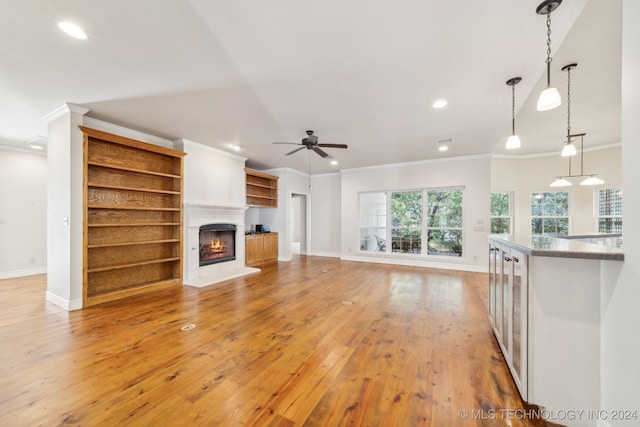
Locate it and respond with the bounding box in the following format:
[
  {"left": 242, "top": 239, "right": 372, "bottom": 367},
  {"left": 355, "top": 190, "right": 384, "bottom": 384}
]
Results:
[
  {"left": 505, "top": 77, "right": 522, "bottom": 150},
  {"left": 536, "top": 0, "right": 562, "bottom": 111},
  {"left": 561, "top": 63, "right": 577, "bottom": 157},
  {"left": 549, "top": 62, "right": 603, "bottom": 187},
  {"left": 550, "top": 133, "right": 605, "bottom": 187}
]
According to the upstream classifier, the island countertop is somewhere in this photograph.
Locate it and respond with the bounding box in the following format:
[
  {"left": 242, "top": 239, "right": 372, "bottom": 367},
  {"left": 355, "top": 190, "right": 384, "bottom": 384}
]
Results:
[{"left": 488, "top": 234, "right": 624, "bottom": 261}]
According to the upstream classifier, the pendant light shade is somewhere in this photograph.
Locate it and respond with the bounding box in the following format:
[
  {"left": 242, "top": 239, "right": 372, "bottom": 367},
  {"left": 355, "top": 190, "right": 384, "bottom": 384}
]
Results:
[
  {"left": 506, "top": 135, "right": 522, "bottom": 150},
  {"left": 561, "top": 142, "right": 577, "bottom": 157},
  {"left": 580, "top": 176, "right": 605, "bottom": 186},
  {"left": 505, "top": 77, "right": 522, "bottom": 150},
  {"left": 537, "top": 86, "right": 561, "bottom": 111},
  {"left": 550, "top": 177, "right": 572, "bottom": 187},
  {"left": 536, "top": 0, "right": 562, "bottom": 111}
]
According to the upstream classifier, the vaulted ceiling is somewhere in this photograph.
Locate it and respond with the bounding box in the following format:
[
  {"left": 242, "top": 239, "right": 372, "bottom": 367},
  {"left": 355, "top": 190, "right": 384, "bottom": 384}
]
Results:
[{"left": 0, "top": 0, "right": 620, "bottom": 174}]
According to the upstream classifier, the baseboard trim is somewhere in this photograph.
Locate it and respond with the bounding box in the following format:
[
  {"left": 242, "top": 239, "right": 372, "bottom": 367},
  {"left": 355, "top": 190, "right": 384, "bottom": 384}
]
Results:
[
  {"left": 45, "top": 291, "right": 82, "bottom": 311},
  {"left": 339, "top": 254, "right": 487, "bottom": 273},
  {"left": 0, "top": 266, "right": 47, "bottom": 280}
]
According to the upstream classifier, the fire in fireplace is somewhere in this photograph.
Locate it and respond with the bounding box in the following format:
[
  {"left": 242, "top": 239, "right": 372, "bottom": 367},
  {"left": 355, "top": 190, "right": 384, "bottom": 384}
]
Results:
[{"left": 199, "top": 223, "right": 236, "bottom": 266}]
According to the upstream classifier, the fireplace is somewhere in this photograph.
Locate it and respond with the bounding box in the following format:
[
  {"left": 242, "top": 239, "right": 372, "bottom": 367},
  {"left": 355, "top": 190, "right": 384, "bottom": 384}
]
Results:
[{"left": 199, "top": 223, "right": 236, "bottom": 266}]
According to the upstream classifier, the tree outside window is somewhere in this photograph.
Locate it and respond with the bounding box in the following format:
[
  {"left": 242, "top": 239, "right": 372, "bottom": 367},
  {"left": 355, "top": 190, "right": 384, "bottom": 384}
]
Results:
[
  {"left": 490, "top": 192, "right": 512, "bottom": 235},
  {"left": 530, "top": 192, "right": 569, "bottom": 235},
  {"left": 426, "top": 190, "right": 463, "bottom": 256},
  {"left": 391, "top": 191, "right": 422, "bottom": 253}
]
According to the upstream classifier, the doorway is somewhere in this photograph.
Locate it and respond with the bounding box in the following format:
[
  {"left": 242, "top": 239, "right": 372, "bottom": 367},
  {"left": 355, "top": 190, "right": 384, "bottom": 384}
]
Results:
[{"left": 290, "top": 194, "right": 307, "bottom": 255}]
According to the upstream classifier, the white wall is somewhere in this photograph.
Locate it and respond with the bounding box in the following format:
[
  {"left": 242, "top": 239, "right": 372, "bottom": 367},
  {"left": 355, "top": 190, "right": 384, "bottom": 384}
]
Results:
[
  {"left": 45, "top": 104, "right": 87, "bottom": 311},
  {"left": 0, "top": 148, "right": 47, "bottom": 278},
  {"left": 601, "top": 0, "right": 640, "bottom": 422},
  {"left": 340, "top": 155, "right": 491, "bottom": 271},
  {"left": 259, "top": 168, "right": 310, "bottom": 261},
  {"left": 492, "top": 145, "right": 622, "bottom": 238},
  {"left": 177, "top": 139, "right": 246, "bottom": 207},
  {"left": 310, "top": 173, "right": 341, "bottom": 257}
]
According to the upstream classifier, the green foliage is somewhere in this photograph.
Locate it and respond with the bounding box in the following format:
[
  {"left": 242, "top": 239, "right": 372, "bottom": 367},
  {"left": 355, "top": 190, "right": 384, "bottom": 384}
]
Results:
[
  {"left": 391, "top": 192, "right": 422, "bottom": 227},
  {"left": 490, "top": 193, "right": 510, "bottom": 216},
  {"left": 427, "top": 190, "right": 462, "bottom": 228}
]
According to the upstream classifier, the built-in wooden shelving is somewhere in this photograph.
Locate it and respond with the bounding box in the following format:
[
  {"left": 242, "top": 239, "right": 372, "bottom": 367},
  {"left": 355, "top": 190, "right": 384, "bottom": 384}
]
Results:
[
  {"left": 245, "top": 168, "right": 278, "bottom": 208},
  {"left": 81, "top": 126, "right": 186, "bottom": 307}
]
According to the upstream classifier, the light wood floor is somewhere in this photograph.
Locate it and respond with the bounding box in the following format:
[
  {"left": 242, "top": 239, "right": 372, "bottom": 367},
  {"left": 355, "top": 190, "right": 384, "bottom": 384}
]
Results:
[{"left": 0, "top": 257, "right": 551, "bottom": 426}]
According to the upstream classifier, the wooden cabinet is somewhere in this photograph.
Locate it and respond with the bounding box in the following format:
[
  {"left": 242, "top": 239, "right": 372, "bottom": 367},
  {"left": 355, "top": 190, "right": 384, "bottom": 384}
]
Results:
[
  {"left": 245, "top": 233, "right": 278, "bottom": 267},
  {"left": 245, "top": 168, "right": 278, "bottom": 208},
  {"left": 81, "top": 126, "right": 185, "bottom": 307}
]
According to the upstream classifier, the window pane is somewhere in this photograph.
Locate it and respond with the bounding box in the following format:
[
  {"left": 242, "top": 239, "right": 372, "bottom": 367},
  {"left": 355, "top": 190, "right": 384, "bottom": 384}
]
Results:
[
  {"left": 360, "top": 228, "right": 387, "bottom": 252},
  {"left": 391, "top": 191, "right": 422, "bottom": 228},
  {"left": 427, "top": 230, "right": 462, "bottom": 257},
  {"left": 531, "top": 192, "right": 569, "bottom": 235},
  {"left": 491, "top": 193, "right": 510, "bottom": 216},
  {"left": 359, "top": 192, "right": 387, "bottom": 251},
  {"left": 427, "top": 190, "right": 462, "bottom": 228},
  {"left": 491, "top": 218, "right": 510, "bottom": 234}
]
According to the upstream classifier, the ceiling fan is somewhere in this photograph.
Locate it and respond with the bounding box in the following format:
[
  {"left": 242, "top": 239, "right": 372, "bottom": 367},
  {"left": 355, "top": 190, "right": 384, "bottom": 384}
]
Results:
[{"left": 273, "top": 130, "right": 348, "bottom": 158}]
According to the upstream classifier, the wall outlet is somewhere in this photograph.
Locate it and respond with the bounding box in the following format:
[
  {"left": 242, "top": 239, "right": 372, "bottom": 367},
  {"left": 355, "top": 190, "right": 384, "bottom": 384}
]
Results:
[
  {"left": 0, "top": 218, "right": 5, "bottom": 224},
  {"left": 30, "top": 257, "right": 36, "bottom": 264}
]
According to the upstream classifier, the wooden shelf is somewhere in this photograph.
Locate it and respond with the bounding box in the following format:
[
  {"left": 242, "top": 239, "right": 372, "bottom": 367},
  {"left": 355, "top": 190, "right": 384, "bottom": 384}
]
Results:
[
  {"left": 88, "top": 161, "right": 182, "bottom": 179},
  {"left": 87, "top": 239, "right": 181, "bottom": 249},
  {"left": 87, "top": 257, "right": 181, "bottom": 274},
  {"left": 87, "top": 205, "right": 180, "bottom": 211},
  {"left": 88, "top": 183, "right": 181, "bottom": 195},
  {"left": 245, "top": 168, "right": 278, "bottom": 208},
  {"left": 88, "top": 223, "right": 181, "bottom": 227},
  {"left": 81, "top": 126, "right": 185, "bottom": 307}
]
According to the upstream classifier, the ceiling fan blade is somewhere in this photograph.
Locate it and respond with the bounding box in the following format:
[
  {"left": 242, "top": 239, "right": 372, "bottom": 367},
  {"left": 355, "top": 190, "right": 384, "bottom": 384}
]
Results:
[
  {"left": 312, "top": 147, "right": 329, "bottom": 158},
  {"left": 317, "top": 143, "right": 348, "bottom": 149},
  {"left": 273, "top": 142, "right": 302, "bottom": 145},
  {"left": 286, "top": 147, "right": 306, "bottom": 155}
]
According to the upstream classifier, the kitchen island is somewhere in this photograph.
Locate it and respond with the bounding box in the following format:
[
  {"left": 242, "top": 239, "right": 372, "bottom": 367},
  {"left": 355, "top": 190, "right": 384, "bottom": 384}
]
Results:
[{"left": 488, "top": 234, "right": 623, "bottom": 427}]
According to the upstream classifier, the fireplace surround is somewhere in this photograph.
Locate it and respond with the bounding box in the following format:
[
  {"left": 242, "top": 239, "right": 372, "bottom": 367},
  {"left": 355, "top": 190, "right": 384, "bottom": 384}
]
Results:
[
  {"left": 183, "top": 203, "right": 258, "bottom": 287},
  {"left": 199, "top": 223, "right": 236, "bottom": 266}
]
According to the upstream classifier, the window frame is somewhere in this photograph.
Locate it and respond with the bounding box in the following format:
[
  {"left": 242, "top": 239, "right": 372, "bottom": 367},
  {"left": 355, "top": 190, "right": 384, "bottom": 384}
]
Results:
[
  {"left": 357, "top": 186, "right": 464, "bottom": 258},
  {"left": 490, "top": 191, "right": 513, "bottom": 235},
  {"left": 594, "top": 187, "right": 623, "bottom": 233},
  {"left": 530, "top": 191, "right": 570, "bottom": 236}
]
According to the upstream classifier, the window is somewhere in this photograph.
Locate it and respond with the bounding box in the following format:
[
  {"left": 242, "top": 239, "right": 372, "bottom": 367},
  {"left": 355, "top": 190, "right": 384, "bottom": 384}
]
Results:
[
  {"left": 490, "top": 192, "right": 512, "bottom": 234},
  {"left": 391, "top": 191, "right": 422, "bottom": 253},
  {"left": 426, "top": 189, "right": 463, "bottom": 256},
  {"left": 358, "top": 192, "right": 387, "bottom": 252},
  {"left": 596, "top": 187, "right": 622, "bottom": 233},
  {"left": 357, "top": 187, "right": 463, "bottom": 257},
  {"left": 530, "top": 192, "right": 569, "bottom": 235}
]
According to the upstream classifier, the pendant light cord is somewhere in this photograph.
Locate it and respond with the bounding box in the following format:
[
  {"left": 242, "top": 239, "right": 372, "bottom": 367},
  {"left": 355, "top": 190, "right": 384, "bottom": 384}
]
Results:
[
  {"left": 546, "top": 11, "right": 553, "bottom": 85},
  {"left": 511, "top": 84, "right": 516, "bottom": 134},
  {"left": 566, "top": 65, "right": 571, "bottom": 141}
]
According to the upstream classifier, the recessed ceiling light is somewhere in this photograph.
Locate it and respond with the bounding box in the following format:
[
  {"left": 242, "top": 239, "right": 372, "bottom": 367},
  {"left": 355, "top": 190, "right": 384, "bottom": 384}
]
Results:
[
  {"left": 330, "top": 160, "right": 338, "bottom": 165},
  {"left": 438, "top": 145, "right": 448, "bottom": 152},
  {"left": 58, "top": 21, "right": 88, "bottom": 40},
  {"left": 30, "top": 145, "right": 44, "bottom": 150},
  {"left": 432, "top": 99, "right": 448, "bottom": 109},
  {"left": 228, "top": 144, "right": 241, "bottom": 152}
]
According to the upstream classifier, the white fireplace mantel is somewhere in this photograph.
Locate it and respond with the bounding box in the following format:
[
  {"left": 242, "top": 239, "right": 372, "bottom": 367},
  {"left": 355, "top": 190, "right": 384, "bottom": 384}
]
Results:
[
  {"left": 185, "top": 203, "right": 248, "bottom": 227},
  {"left": 183, "top": 203, "right": 258, "bottom": 287}
]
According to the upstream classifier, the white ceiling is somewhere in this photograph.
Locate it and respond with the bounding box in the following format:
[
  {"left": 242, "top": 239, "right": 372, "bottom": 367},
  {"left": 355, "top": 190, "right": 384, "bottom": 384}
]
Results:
[{"left": 0, "top": 0, "right": 620, "bottom": 174}]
